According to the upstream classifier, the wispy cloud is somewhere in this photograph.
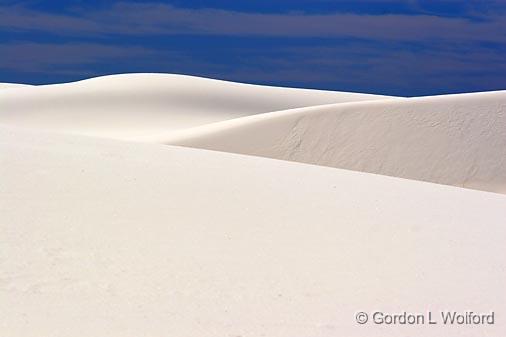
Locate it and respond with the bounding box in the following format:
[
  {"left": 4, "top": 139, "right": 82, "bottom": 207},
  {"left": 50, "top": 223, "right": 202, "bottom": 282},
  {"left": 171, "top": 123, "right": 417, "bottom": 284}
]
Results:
[
  {"left": 0, "top": 6, "right": 101, "bottom": 34},
  {"left": 0, "top": 42, "right": 156, "bottom": 73},
  {"left": 1, "top": 2, "right": 505, "bottom": 43},
  {"left": 200, "top": 41, "right": 506, "bottom": 95}
]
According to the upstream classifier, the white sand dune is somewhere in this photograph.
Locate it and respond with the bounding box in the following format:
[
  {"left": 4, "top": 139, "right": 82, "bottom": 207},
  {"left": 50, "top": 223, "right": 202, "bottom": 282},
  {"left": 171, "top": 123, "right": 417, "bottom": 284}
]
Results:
[
  {"left": 162, "top": 90, "right": 506, "bottom": 193},
  {"left": 1, "top": 125, "right": 505, "bottom": 337},
  {"left": 0, "top": 83, "right": 33, "bottom": 89},
  {"left": 1, "top": 74, "right": 504, "bottom": 193},
  {"left": 0, "top": 73, "right": 391, "bottom": 140}
]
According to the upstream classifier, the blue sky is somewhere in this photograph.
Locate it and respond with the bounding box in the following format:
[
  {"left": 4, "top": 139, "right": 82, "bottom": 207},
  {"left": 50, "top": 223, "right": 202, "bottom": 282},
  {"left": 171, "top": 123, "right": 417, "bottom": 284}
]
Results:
[{"left": 1, "top": 0, "right": 505, "bottom": 96}]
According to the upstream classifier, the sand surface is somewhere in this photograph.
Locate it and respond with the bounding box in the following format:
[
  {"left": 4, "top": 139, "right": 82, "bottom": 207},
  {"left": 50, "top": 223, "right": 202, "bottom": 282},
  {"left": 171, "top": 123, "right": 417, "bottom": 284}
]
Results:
[
  {"left": 1, "top": 126, "right": 505, "bottom": 337},
  {"left": 0, "top": 83, "right": 32, "bottom": 89},
  {"left": 2, "top": 74, "right": 504, "bottom": 193},
  {"left": 0, "top": 73, "right": 390, "bottom": 140},
  {"left": 164, "top": 90, "right": 506, "bottom": 193},
  {"left": 1, "top": 74, "right": 505, "bottom": 336}
]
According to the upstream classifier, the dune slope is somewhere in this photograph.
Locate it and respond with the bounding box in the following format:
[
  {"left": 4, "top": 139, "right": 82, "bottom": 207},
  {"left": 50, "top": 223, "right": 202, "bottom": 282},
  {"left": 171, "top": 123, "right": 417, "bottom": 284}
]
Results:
[
  {"left": 0, "top": 73, "right": 391, "bottom": 140},
  {"left": 163, "top": 90, "right": 506, "bottom": 193},
  {"left": 0, "top": 83, "right": 33, "bottom": 90},
  {"left": 1, "top": 126, "right": 505, "bottom": 337},
  {"left": 1, "top": 74, "right": 503, "bottom": 193}
]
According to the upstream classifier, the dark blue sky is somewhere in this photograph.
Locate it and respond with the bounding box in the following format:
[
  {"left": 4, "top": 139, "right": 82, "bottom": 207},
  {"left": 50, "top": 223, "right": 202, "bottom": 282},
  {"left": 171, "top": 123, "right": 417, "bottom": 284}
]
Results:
[{"left": 1, "top": 0, "right": 505, "bottom": 96}]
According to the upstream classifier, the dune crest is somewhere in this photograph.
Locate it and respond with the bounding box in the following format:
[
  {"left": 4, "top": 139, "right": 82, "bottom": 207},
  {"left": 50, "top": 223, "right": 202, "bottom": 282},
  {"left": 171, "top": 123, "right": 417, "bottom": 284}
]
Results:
[
  {"left": 1, "top": 74, "right": 504, "bottom": 194},
  {"left": 0, "top": 73, "right": 391, "bottom": 140},
  {"left": 162, "top": 90, "right": 506, "bottom": 194},
  {"left": 0, "top": 83, "right": 33, "bottom": 90}
]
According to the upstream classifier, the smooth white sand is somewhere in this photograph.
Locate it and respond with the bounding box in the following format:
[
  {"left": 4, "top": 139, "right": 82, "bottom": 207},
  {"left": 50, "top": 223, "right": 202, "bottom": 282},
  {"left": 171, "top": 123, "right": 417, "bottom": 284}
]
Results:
[
  {"left": 1, "top": 74, "right": 505, "bottom": 336},
  {"left": 2, "top": 74, "right": 504, "bottom": 193},
  {"left": 0, "top": 73, "right": 391, "bottom": 140},
  {"left": 0, "top": 83, "right": 32, "bottom": 89},
  {"left": 163, "top": 90, "right": 506, "bottom": 193},
  {"left": 1, "top": 126, "right": 505, "bottom": 337}
]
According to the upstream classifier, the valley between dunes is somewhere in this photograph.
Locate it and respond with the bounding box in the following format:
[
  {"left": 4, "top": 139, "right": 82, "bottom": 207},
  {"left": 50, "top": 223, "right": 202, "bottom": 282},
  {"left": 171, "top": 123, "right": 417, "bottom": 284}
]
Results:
[{"left": 1, "top": 74, "right": 505, "bottom": 337}]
